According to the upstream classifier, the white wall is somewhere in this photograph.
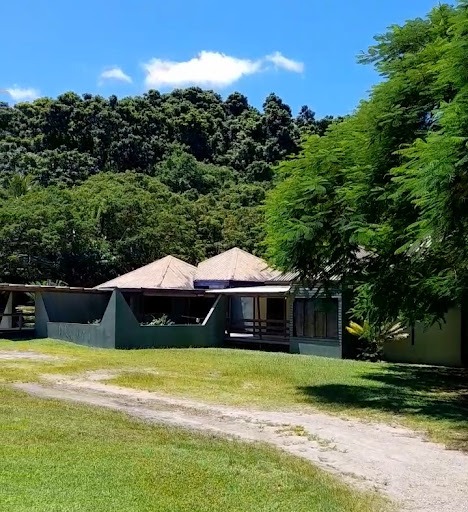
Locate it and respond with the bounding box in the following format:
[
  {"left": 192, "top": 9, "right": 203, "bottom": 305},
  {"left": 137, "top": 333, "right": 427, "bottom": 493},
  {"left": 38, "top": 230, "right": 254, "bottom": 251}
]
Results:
[{"left": 384, "top": 308, "right": 462, "bottom": 367}]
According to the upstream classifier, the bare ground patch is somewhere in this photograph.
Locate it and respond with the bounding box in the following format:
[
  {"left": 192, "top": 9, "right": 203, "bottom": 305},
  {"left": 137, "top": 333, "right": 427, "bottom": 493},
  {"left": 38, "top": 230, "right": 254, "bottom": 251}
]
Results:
[
  {"left": 14, "top": 370, "right": 468, "bottom": 512},
  {"left": 0, "top": 350, "right": 62, "bottom": 361}
]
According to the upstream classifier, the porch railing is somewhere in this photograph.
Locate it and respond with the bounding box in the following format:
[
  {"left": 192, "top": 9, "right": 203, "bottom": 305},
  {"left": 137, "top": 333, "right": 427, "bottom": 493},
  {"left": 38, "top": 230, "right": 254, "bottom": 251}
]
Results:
[
  {"left": 0, "top": 312, "right": 34, "bottom": 331},
  {"left": 227, "top": 318, "right": 290, "bottom": 340}
]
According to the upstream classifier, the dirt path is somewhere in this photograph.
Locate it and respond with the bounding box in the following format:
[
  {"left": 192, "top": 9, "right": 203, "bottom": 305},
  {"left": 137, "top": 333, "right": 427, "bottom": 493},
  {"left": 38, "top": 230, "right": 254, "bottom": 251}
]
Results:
[
  {"left": 0, "top": 350, "right": 60, "bottom": 361},
  {"left": 12, "top": 371, "right": 468, "bottom": 512}
]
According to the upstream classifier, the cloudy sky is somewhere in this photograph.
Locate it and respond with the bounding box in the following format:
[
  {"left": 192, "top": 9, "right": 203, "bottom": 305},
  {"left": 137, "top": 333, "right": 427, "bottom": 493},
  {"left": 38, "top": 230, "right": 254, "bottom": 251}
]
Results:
[{"left": 1, "top": 0, "right": 443, "bottom": 116}]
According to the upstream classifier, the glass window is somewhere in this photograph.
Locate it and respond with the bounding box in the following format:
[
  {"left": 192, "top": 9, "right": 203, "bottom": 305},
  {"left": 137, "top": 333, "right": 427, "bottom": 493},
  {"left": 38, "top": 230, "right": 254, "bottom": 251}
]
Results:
[{"left": 293, "top": 298, "right": 339, "bottom": 339}]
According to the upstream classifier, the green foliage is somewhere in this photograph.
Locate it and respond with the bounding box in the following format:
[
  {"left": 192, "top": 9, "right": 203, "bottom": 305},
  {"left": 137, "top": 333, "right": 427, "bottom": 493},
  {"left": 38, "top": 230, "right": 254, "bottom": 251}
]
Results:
[
  {"left": 265, "top": 117, "right": 370, "bottom": 290},
  {"left": 15, "top": 305, "right": 35, "bottom": 327},
  {"left": 265, "top": 2, "right": 468, "bottom": 325},
  {"left": 346, "top": 321, "right": 408, "bottom": 361},
  {"left": 0, "top": 88, "right": 336, "bottom": 286},
  {"left": 1, "top": 174, "right": 33, "bottom": 198},
  {"left": 0, "top": 88, "right": 333, "bottom": 184},
  {"left": 142, "top": 314, "right": 175, "bottom": 326},
  {"left": 0, "top": 187, "right": 105, "bottom": 285}
]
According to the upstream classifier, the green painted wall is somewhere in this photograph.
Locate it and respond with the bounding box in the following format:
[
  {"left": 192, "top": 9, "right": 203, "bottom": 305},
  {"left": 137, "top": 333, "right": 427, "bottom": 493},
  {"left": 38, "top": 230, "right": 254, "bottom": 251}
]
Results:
[
  {"left": 113, "top": 290, "right": 226, "bottom": 349},
  {"left": 290, "top": 339, "right": 341, "bottom": 358},
  {"left": 289, "top": 289, "right": 343, "bottom": 359},
  {"left": 44, "top": 291, "right": 117, "bottom": 348},
  {"left": 384, "top": 307, "right": 463, "bottom": 367},
  {"left": 34, "top": 288, "right": 467, "bottom": 366},
  {"left": 39, "top": 290, "right": 226, "bottom": 350},
  {"left": 462, "top": 300, "right": 468, "bottom": 367},
  {"left": 35, "top": 293, "right": 50, "bottom": 338},
  {"left": 46, "top": 323, "right": 115, "bottom": 348},
  {"left": 41, "top": 291, "right": 110, "bottom": 323}
]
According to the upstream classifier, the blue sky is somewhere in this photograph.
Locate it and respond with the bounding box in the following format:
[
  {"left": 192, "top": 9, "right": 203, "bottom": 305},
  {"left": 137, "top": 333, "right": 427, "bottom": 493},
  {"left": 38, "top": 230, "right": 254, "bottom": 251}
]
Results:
[{"left": 1, "top": 0, "right": 447, "bottom": 116}]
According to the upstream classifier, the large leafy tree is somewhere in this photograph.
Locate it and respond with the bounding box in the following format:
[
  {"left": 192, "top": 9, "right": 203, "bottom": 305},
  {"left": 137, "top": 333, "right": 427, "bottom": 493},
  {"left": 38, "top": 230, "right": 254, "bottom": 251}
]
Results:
[
  {"left": 394, "top": 2, "right": 468, "bottom": 312},
  {"left": 0, "top": 188, "right": 105, "bottom": 285},
  {"left": 265, "top": 2, "right": 466, "bottom": 326}
]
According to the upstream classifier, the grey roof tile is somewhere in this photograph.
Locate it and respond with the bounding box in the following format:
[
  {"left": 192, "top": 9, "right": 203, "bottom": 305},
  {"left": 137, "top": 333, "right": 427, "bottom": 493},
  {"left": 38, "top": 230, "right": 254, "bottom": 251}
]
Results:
[{"left": 96, "top": 255, "right": 196, "bottom": 290}]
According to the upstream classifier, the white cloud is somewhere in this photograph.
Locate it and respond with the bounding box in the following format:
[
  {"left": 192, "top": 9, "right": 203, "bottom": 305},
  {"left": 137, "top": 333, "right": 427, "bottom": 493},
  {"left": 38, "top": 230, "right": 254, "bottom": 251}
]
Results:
[
  {"left": 143, "top": 51, "right": 263, "bottom": 89},
  {"left": 99, "top": 67, "right": 133, "bottom": 84},
  {"left": 266, "top": 52, "right": 304, "bottom": 73},
  {"left": 1, "top": 86, "right": 40, "bottom": 102}
]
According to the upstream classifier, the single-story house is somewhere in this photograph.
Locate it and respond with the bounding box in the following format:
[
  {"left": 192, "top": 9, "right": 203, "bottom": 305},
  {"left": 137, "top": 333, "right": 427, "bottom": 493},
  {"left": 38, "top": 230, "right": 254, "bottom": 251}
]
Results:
[
  {"left": 0, "top": 247, "right": 466, "bottom": 367},
  {"left": 96, "top": 255, "right": 215, "bottom": 325}
]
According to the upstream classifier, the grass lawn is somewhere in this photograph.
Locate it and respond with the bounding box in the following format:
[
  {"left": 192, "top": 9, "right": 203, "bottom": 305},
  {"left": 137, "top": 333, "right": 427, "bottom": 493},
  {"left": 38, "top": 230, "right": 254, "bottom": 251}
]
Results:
[
  {"left": 1, "top": 338, "right": 467, "bottom": 451},
  {"left": 0, "top": 386, "right": 387, "bottom": 512}
]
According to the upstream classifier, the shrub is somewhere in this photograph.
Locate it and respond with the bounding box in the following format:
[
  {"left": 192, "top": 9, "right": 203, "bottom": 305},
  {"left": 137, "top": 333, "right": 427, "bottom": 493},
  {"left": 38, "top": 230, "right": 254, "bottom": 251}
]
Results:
[
  {"left": 141, "top": 314, "right": 175, "bottom": 326},
  {"left": 346, "top": 321, "right": 408, "bottom": 361}
]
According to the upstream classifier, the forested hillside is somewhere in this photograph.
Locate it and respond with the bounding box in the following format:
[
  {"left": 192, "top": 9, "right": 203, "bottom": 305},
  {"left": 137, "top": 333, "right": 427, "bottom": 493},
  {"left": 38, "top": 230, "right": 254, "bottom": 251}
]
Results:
[{"left": 0, "top": 88, "right": 335, "bottom": 285}]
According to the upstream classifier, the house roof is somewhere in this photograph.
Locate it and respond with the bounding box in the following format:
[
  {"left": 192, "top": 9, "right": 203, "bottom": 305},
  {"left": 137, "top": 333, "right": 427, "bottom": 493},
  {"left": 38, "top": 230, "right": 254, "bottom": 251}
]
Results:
[
  {"left": 267, "top": 271, "right": 299, "bottom": 283},
  {"left": 96, "top": 255, "right": 197, "bottom": 290},
  {"left": 206, "top": 285, "right": 291, "bottom": 296},
  {"left": 267, "top": 248, "right": 371, "bottom": 284},
  {"left": 0, "top": 283, "right": 103, "bottom": 294},
  {"left": 194, "top": 247, "right": 281, "bottom": 283}
]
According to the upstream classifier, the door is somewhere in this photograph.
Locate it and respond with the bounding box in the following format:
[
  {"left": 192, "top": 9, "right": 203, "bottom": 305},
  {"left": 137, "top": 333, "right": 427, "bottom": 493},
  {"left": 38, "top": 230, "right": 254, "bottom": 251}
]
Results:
[{"left": 230, "top": 296, "right": 254, "bottom": 333}]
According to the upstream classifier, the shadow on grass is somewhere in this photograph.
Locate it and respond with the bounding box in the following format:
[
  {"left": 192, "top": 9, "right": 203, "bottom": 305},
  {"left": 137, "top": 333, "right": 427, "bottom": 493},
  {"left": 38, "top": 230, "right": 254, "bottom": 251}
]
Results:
[{"left": 298, "top": 364, "right": 468, "bottom": 451}]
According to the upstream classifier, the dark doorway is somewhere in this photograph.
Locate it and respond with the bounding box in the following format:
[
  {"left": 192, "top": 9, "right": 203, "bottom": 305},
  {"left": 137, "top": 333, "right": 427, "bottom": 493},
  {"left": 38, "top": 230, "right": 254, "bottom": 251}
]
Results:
[
  {"left": 267, "top": 298, "right": 286, "bottom": 335},
  {"left": 267, "top": 298, "right": 285, "bottom": 320}
]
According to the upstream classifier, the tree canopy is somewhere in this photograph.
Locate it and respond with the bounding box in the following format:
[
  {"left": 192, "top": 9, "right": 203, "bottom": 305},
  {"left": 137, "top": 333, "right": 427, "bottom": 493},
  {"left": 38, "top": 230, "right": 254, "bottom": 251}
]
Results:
[
  {"left": 0, "top": 89, "right": 335, "bottom": 286},
  {"left": 265, "top": 2, "right": 468, "bottom": 325}
]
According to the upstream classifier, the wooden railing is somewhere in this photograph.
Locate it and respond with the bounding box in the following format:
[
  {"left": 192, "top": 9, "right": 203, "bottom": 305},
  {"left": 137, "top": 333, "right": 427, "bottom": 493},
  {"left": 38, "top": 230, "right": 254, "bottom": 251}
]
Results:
[
  {"left": 0, "top": 312, "right": 34, "bottom": 331},
  {"left": 227, "top": 318, "right": 290, "bottom": 340}
]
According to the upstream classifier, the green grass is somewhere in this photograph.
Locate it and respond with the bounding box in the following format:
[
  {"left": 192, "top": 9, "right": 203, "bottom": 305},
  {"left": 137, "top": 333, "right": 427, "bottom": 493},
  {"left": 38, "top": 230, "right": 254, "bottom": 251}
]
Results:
[
  {"left": 1, "top": 338, "right": 467, "bottom": 451},
  {"left": 0, "top": 386, "right": 387, "bottom": 512}
]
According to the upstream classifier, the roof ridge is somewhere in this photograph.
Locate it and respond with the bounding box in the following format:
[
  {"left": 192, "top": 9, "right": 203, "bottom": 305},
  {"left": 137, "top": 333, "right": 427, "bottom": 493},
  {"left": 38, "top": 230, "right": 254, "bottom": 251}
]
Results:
[
  {"left": 163, "top": 254, "right": 197, "bottom": 270},
  {"left": 233, "top": 247, "right": 253, "bottom": 256},
  {"left": 170, "top": 258, "right": 197, "bottom": 281},
  {"left": 95, "top": 254, "right": 196, "bottom": 289},
  {"left": 193, "top": 247, "right": 276, "bottom": 283},
  {"left": 230, "top": 247, "right": 240, "bottom": 280},
  {"left": 158, "top": 256, "right": 172, "bottom": 287}
]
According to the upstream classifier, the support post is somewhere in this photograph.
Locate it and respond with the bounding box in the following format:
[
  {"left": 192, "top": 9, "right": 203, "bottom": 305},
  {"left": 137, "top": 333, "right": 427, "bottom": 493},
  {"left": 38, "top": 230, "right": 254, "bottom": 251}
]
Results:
[
  {"left": 284, "top": 297, "right": 287, "bottom": 339},
  {"left": 257, "top": 296, "right": 262, "bottom": 340},
  {"left": 0, "top": 292, "right": 13, "bottom": 329}
]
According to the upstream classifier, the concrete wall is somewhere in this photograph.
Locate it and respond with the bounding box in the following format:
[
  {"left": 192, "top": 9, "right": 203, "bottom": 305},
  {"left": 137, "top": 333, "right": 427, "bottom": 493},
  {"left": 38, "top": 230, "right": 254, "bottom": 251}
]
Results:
[
  {"left": 35, "top": 293, "right": 50, "bottom": 338},
  {"left": 47, "top": 323, "right": 115, "bottom": 348},
  {"left": 39, "top": 291, "right": 110, "bottom": 323},
  {"left": 39, "top": 289, "right": 227, "bottom": 350},
  {"left": 0, "top": 292, "right": 13, "bottom": 329},
  {"left": 290, "top": 339, "right": 341, "bottom": 358},
  {"left": 114, "top": 291, "right": 226, "bottom": 349},
  {"left": 42, "top": 290, "right": 116, "bottom": 348},
  {"left": 384, "top": 307, "right": 463, "bottom": 367}
]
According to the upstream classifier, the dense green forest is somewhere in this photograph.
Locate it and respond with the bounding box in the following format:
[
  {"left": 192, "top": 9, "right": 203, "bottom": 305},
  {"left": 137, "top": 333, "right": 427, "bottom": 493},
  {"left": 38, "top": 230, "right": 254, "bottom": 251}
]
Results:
[
  {"left": 0, "top": 89, "right": 335, "bottom": 285},
  {"left": 266, "top": 1, "right": 468, "bottom": 325}
]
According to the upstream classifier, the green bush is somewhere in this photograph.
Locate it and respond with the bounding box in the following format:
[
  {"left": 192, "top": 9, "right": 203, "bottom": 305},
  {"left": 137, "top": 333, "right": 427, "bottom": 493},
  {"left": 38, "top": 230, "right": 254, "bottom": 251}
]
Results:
[
  {"left": 346, "top": 321, "right": 408, "bottom": 362},
  {"left": 141, "top": 314, "right": 175, "bottom": 327}
]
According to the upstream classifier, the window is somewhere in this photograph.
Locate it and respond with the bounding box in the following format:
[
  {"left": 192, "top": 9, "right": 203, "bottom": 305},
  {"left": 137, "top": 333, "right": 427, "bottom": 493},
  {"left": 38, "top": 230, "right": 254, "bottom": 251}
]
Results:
[{"left": 293, "top": 298, "right": 339, "bottom": 339}]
